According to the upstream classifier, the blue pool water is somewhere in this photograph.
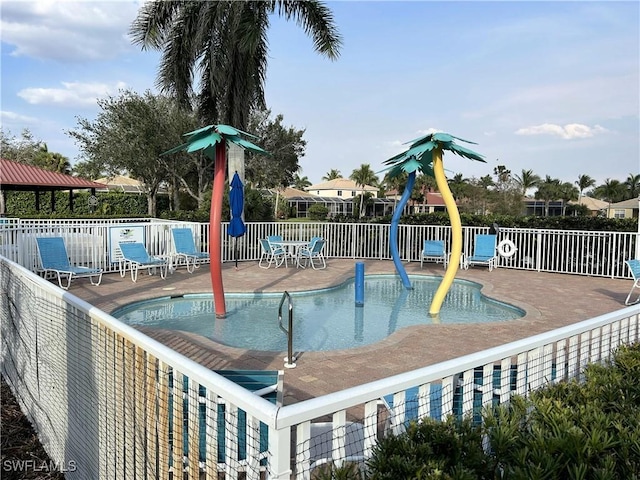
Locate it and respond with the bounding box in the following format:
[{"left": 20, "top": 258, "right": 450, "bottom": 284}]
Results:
[{"left": 112, "top": 275, "right": 525, "bottom": 352}]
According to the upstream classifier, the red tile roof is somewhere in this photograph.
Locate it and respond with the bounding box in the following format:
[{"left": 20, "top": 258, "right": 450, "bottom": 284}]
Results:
[{"left": 0, "top": 158, "right": 103, "bottom": 190}]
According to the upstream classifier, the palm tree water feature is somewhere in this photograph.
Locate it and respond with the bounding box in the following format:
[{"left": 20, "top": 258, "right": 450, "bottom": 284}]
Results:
[
  {"left": 162, "top": 125, "right": 267, "bottom": 318},
  {"left": 381, "top": 132, "right": 486, "bottom": 316},
  {"left": 112, "top": 276, "right": 524, "bottom": 352}
]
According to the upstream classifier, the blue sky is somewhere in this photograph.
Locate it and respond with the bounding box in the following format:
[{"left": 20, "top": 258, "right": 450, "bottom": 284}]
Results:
[{"left": 1, "top": 1, "right": 638, "bottom": 188}]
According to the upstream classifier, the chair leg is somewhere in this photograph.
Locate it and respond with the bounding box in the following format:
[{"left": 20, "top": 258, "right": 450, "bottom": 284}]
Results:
[{"left": 625, "top": 281, "right": 640, "bottom": 305}]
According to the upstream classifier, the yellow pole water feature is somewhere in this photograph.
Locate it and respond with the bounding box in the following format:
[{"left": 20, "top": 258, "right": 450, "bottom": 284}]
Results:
[{"left": 429, "top": 147, "right": 462, "bottom": 316}]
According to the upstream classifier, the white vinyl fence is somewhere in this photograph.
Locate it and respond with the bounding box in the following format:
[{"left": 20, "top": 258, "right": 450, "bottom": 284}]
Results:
[{"left": 0, "top": 218, "right": 637, "bottom": 279}]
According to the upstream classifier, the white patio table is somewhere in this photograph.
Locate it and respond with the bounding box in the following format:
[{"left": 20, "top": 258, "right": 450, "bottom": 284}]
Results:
[{"left": 270, "top": 240, "right": 309, "bottom": 268}]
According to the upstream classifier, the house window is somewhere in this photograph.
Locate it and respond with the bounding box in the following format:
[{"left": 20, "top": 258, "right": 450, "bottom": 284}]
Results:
[
  {"left": 351, "top": 191, "right": 356, "bottom": 196},
  {"left": 614, "top": 209, "right": 625, "bottom": 219},
  {"left": 337, "top": 190, "right": 342, "bottom": 197}
]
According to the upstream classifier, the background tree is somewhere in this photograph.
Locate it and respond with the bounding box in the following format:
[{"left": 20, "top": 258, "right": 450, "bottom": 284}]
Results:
[
  {"left": 322, "top": 169, "right": 342, "bottom": 181},
  {"left": 448, "top": 173, "right": 469, "bottom": 201},
  {"left": 558, "top": 182, "right": 579, "bottom": 216},
  {"left": 535, "top": 176, "right": 561, "bottom": 216},
  {"left": 593, "top": 178, "right": 627, "bottom": 216},
  {"left": 291, "top": 173, "right": 311, "bottom": 190},
  {"left": 244, "top": 111, "right": 306, "bottom": 189},
  {"left": 624, "top": 173, "right": 640, "bottom": 199},
  {"left": 514, "top": 169, "right": 541, "bottom": 196},
  {"left": 350, "top": 164, "right": 379, "bottom": 218},
  {"left": 68, "top": 90, "right": 198, "bottom": 216},
  {"left": 244, "top": 110, "right": 307, "bottom": 218},
  {"left": 1, "top": 129, "right": 69, "bottom": 172},
  {"left": 575, "top": 174, "right": 596, "bottom": 204}
]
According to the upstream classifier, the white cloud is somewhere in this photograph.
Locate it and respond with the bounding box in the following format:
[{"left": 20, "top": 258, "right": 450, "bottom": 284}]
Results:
[
  {"left": 0, "top": 110, "right": 38, "bottom": 123},
  {"left": 0, "top": 1, "right": 142, "bottom": 62},
  {"left": 18, "top": 81, "right": 128, "bottom": 107},
  {"left": 514, "top": 123, "right": 608, "bottom": 140}
]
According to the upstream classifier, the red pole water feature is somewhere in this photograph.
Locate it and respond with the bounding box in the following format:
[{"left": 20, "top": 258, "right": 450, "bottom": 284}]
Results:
[{"left": 210, "top": 142, "right": 227, "bottom": 318}]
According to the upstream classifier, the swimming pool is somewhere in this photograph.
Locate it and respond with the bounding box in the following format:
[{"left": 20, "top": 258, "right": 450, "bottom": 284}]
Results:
[{"left": 112, "top": 275, "right": 525, "bottom": 352}]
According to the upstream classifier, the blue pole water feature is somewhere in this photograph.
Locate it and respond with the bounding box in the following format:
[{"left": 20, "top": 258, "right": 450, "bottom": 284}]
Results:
[
  {"left": 390, "top": 171, "right": 415, "bottom": 289},
  {"left": 355, "top": 262, "right": 365, "bottom": 306}
]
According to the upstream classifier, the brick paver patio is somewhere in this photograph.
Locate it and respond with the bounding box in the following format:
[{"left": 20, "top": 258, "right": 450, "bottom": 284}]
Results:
[{"left": 69, "top": 259, "right": 634, "bottom": 405}]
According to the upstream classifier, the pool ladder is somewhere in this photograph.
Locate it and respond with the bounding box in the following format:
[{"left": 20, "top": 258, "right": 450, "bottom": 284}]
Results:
[{"left": 279, "top": 291, "right": 296, "bottom": 368}]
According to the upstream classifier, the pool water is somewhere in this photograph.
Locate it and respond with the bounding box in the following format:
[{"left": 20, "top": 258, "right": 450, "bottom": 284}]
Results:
[{"left": 112, "top": 275, "right": 525, "bottom": 352}]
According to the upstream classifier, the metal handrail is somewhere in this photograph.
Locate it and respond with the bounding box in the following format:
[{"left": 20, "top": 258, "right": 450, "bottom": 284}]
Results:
[{"left": 278, "top": 291, "right": 296, "bottom": 368}]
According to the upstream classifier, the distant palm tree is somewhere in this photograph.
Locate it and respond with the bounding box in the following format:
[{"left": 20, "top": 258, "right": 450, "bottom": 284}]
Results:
[
  {"left": 350, "top": 164, "right": 379, "bottom": 218},
  {"left": 595, "top": 178, "right": 626, "bottom": 217},
  {"left": 322, "top": 169, "right": 342, "bottom": 181},
  {"left": 535, "top": 176, "right": 561, "bottom": 216},
  {"left": 624, "top": 173, "right": 640, "bottom": 199},
  {"left": 558, "top": 182, "right": 579, "bottom": 216},
  {"left": 292, "top": 173, "right": 311, "bottom": 190},
  {"left": 448, "top": 173, "right": 469, "bottom": 200},
  {"left": 575, "top": 174, "right": 596, "bottom": 205},
  {"left": 514, "top": 169, "right": 541, "bottom": 196}
]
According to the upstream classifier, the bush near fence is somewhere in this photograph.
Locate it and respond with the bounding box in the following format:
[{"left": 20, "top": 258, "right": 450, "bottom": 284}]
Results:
[{"left": 323, "top": 343, "right": 640, "bottom": 480}]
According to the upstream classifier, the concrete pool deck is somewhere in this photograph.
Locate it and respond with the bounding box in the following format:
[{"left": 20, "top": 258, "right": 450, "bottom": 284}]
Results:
[{"left": 70, "top": 259, "right": 635, "bottom": 406}]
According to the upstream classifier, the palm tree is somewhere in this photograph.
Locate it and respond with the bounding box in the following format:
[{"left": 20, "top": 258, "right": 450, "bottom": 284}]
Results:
[
  {"left": 162, "top": 124, "right": 267, "bottom": 318},
  {"left": 575, "top": 174, "right": 596, "bottom": 205},
  {"left": 558, "top": 182, "right": 579, "bottom": 216},
  {"left": 535, "top": 176, "right": 561, "bottom": 216},
  {"left": 349, "top": 164, "right": 379, "bottom": 218},
  {"left": 448, "top": 173, "right": 469, "bottom": 200},
  {"left": 292, "top": 173, "right": 311, "bottom": 190},
  {"left": 624, "top": 173, "right": 640, "bottom": 199},
  {"left": 594, "top": 178, "right": 626, "bottom": 217},
  {"left": 382, "top": 132, "right": 485, "bottom": 315},
  {"left": 322, "top": 169, "right": 342, "bottom": 181},
  {"left": 514, "top": 169, "right": 540, "bottom": 196},
  {"left": 131, "top": 1, "right": 341, "bottom": 129}
]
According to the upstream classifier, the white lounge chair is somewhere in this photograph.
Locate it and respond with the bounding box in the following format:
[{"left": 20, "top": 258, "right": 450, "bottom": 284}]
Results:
[
  {"left": 171, "top": 227, "right": 209, "bottom": 273},
  {"left": 625, "top": 259, "right": 640, "bottom": 305},
  {"left": 118, "top": 242, "right": 168, "bottom": 282},
  {"left": 35, "top": 236, "right": 102, "bottom": 290},
  {"left": 420, "top": 240, "right": 447, "bottom": 268}
]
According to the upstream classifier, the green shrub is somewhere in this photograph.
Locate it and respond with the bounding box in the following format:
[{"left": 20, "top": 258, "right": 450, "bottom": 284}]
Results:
[
  {"left": 366, "top": 416, "right": 490, "bottom": 479},
  {"left": 365, "top": 344, "right": 640, "bottom": 480},
  {"left": 309, "top": 203, "right": 330, "bottom": 221}
]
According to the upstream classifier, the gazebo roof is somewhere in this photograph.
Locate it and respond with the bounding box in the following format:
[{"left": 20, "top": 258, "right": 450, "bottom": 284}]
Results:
[{"left": 0, "top": 158, "right": 103, "bottom": 191}]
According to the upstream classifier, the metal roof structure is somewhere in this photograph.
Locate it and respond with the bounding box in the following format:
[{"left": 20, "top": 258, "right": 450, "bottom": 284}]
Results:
[
  {"left": 0, "top": 158, "right": 103, "bottom": 190},
  {"left": 0, "top": 158, "right": 104, "bottom": 214}
]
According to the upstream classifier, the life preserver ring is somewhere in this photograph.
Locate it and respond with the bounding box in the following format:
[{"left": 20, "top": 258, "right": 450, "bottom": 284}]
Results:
[{"left": 498, "top": 239, "right": 517, "bottom": 258}]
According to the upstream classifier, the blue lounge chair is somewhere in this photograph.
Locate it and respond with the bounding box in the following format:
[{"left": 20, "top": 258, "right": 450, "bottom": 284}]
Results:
[
  {"left": 297, "top": 238, "right": 326, "bottom": 270},
  {"left": 118, "top": 242, "right": 168, "bottom": 282},
  {"left": 35, "top": 236, "right": 103, "bottom": 290},
  {"left": 625, "top": 259, "right": 640, "bottom": 305},
  {"left": 465, "top": 234, "right": 498, "bottom": 271},
  {"left": 171, "top": 228, "right": 209, "bottom": 273},
  {"left": 420, "top": 240, "right": 447, "bottom": 268}
]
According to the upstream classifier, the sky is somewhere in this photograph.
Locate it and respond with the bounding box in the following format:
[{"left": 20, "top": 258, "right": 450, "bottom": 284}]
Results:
[{"left": 1, "top": 0, "right": 639, "bottom": 188}]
